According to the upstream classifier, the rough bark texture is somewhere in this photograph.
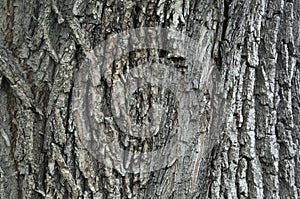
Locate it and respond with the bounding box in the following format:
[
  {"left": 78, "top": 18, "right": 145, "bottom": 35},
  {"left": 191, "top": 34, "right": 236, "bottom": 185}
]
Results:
[{"left": 0, "top": 0, "right": 299, "bottom": 198}]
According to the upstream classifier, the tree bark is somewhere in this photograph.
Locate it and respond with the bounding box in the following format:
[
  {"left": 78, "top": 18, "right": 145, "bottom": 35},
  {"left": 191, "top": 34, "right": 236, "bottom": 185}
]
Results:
[{"left": 0, "top": 0, "right": 299, "bottom": 198}]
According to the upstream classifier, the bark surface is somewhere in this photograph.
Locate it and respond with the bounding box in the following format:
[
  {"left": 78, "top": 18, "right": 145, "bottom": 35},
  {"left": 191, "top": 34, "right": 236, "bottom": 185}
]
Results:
[{"left": 0, "top": 0, "right": 299, "bottom": 198}]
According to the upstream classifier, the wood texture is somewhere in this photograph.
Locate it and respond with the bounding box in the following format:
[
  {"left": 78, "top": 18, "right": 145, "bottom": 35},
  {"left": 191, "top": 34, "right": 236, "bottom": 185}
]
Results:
[{"left": 0, "top": 0, "right": 299, "bottom": 198}]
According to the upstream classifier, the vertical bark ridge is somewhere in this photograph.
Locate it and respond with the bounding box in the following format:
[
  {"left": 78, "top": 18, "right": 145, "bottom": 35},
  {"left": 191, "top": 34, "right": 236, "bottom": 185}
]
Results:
[{"left": 209, "top": 0, "right": 300, "bottom": 198}]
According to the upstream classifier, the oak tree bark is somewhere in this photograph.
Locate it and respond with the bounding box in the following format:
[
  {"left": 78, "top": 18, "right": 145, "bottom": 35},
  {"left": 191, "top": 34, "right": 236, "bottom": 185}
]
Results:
[{"left": 0, "top": 0, "right": 299, "bottom": 198}]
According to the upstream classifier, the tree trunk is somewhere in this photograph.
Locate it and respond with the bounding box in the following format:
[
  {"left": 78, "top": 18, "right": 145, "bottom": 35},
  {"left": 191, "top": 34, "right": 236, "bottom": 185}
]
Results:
[{"left": 0, "top": 0, "right": 299, "bottom": 198}]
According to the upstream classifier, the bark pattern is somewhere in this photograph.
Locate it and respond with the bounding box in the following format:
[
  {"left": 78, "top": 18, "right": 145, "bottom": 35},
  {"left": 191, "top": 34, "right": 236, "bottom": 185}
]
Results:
[{"left": 0, "top": 0, "right": 299, "bottom": 198}]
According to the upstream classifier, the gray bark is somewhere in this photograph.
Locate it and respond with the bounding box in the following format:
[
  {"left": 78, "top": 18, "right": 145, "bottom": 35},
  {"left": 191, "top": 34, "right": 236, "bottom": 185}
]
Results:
[{"left": 0, "top": 0, "right": 299, "bottom": 198}]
